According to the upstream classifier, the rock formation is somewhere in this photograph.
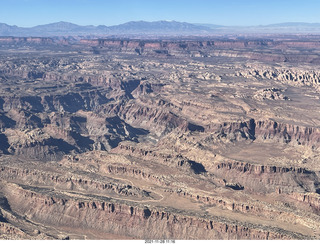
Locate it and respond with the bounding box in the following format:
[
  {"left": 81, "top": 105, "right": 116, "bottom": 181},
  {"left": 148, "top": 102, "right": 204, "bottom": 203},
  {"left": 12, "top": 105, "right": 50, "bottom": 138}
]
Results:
[{"left": 1, "top": 35, "right": 320, "bottom": 240}]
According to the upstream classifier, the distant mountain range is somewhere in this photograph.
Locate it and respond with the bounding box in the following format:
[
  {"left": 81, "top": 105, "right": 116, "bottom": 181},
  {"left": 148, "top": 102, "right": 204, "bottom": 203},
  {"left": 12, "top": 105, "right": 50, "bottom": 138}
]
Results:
[{"left": 1, "top": 21, "right": 320, "bottom": 37}]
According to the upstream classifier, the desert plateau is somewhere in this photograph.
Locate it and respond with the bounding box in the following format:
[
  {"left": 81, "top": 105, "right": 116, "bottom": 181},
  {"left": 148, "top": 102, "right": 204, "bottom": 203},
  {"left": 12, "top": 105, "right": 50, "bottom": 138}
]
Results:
[{"left": 1, "top": 27, "right": 320, "bottom": 240}]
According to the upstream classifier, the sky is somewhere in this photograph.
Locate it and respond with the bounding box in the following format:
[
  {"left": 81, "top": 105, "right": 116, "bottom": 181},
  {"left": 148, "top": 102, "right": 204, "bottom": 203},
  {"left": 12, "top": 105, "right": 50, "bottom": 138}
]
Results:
[{"left": 1, "top": 0, "right": 320, "bottom": 27}]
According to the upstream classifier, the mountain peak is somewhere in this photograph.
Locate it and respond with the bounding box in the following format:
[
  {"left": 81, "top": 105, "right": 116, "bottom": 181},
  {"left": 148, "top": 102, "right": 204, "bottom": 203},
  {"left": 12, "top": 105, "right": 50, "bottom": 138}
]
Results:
[
  {"left": 1, "top": 21, "right": 320, "bottom": 37},
  {"left": 109, "top": 20, "right": 211, "bottom": 33},
  {"left": 34, "top": 21, "right": 80, "bottom": 28}
]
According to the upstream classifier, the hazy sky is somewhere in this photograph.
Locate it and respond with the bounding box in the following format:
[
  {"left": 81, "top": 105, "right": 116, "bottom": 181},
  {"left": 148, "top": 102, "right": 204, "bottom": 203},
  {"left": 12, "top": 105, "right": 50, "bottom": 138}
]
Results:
[{"left": 1, "top": 0, "right": 320, "bottom": 27}]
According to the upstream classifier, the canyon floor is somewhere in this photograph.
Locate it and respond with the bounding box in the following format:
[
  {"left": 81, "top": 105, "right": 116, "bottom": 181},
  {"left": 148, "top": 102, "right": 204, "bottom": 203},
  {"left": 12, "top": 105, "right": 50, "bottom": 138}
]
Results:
[{"left": 1, "top": 37, "right": 320, "bottom": 240}]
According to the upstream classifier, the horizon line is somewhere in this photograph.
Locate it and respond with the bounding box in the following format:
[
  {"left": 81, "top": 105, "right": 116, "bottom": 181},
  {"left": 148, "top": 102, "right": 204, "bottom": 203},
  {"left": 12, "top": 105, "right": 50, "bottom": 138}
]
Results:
[{"left": 2, "top": 20, "right": 320, "bottom": 28}]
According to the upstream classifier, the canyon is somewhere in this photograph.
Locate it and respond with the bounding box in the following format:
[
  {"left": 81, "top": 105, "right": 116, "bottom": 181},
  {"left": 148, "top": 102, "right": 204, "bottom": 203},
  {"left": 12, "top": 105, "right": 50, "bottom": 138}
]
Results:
[{"left": 0, "top": 35, "right": 320, "bottom": 240}]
